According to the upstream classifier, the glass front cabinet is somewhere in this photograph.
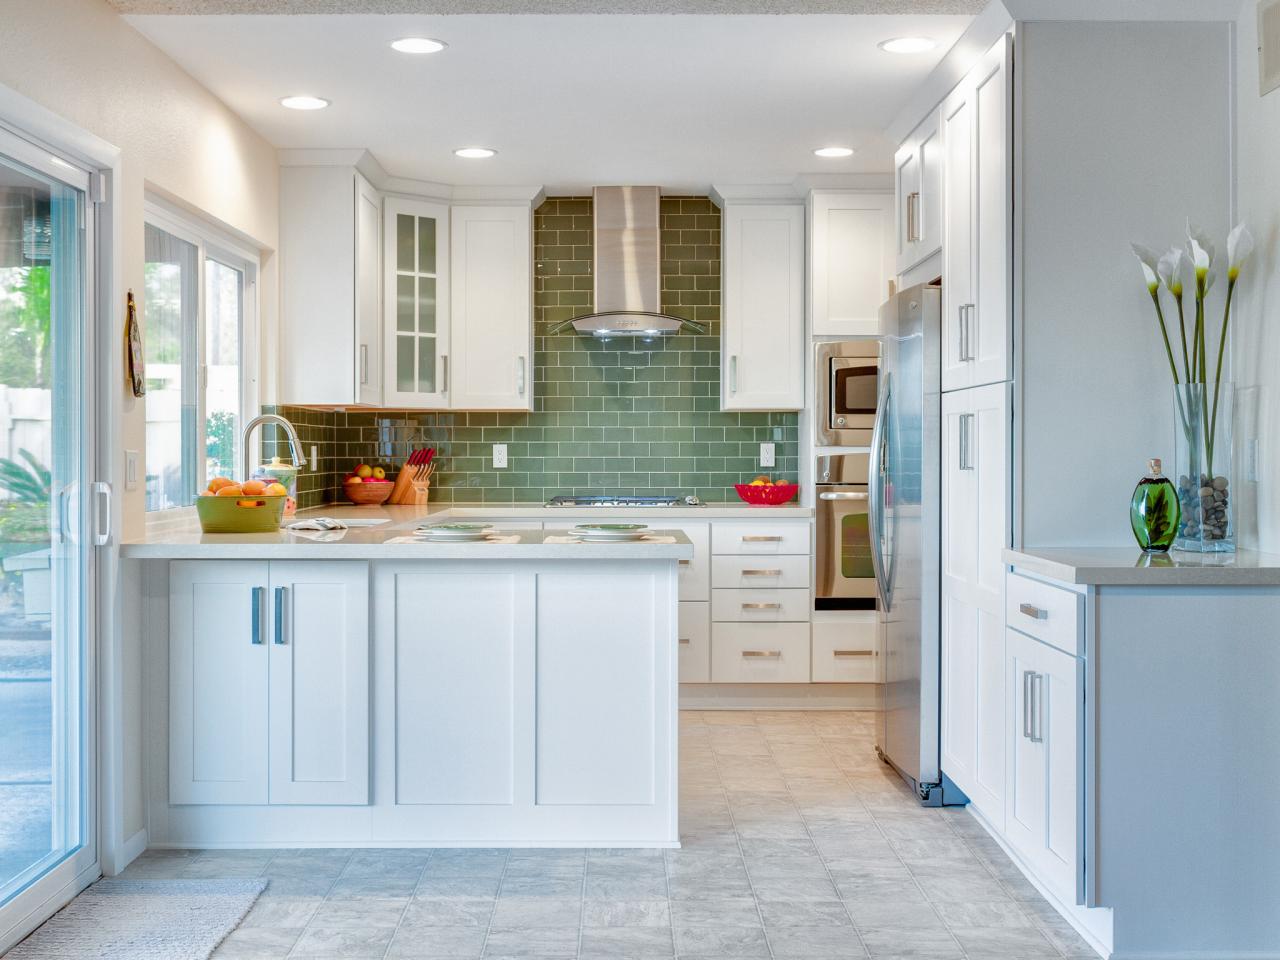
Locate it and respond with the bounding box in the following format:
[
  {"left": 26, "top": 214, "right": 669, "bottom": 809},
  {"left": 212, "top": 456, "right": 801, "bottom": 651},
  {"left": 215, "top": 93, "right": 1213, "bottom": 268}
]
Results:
[{"left": 383, "top": 197, "right": 450, "bottom": 408}]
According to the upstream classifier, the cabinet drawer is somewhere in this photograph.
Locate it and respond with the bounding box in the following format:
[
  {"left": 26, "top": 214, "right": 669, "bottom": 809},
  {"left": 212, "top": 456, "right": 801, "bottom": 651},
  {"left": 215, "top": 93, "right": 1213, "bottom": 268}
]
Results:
[
  {"left": 711, "top": 554, "right": 809, "bottom": 589},
  {"left": 1005, "top": 570, "right": 1082, "bottom": 657},
  {"left": 711, "top": 623, "right": 811, "bottom": 683},
  {"left": 678, "top": 602, "right": 710, "bottom": 683},
  {"left": 712, "top": 521, "right": 810, "bottom": 555},
  {"left": 712, "top": 589, "right": 810, "bottom": 623},
  {"left": 811, "top": 617, "right": 881, "bottom": 683}
]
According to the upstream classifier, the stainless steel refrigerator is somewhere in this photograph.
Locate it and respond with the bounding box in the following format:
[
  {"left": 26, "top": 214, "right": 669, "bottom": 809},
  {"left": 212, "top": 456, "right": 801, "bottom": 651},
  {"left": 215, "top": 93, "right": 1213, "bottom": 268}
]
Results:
[{"left": 870, "top": 282, "right": 966, "bottom": 807}]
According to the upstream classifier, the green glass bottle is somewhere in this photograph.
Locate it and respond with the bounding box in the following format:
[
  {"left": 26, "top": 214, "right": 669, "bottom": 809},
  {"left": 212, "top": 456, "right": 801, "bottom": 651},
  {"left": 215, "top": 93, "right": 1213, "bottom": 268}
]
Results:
[{"left": 1130, "top": 458, "right": 1181, "bottom": 552}]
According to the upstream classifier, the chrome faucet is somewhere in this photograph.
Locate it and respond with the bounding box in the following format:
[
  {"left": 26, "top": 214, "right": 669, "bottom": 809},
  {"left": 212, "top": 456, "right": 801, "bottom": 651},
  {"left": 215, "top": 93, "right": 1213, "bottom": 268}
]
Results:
[{"left": 242, "top": 413, "right": 306, "bottom": 481}]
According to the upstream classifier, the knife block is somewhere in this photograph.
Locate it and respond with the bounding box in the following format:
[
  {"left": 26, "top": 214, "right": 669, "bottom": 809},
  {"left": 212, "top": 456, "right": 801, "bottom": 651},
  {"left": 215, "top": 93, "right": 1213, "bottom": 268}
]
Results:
[{"left": 389, "top": 465, "right": 431, "bottom": 505}]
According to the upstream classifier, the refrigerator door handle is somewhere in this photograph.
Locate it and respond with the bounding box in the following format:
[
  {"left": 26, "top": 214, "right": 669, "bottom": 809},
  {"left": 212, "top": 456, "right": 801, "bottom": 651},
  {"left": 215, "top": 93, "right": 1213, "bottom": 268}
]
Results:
[{"left": 867, "top": 375, "right": 890, "bottom": 611}]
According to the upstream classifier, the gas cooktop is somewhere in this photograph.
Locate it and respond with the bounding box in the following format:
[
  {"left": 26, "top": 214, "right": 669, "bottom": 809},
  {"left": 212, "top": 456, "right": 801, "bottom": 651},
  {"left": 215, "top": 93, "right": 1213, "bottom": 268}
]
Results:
[{"left": 545, "top": 495, "right": 702, "bottom": 508}]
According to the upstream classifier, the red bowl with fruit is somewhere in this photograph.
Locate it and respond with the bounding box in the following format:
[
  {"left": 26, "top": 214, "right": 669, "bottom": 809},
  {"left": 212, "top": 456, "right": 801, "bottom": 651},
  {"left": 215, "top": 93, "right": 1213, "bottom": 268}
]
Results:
[
  {"left": 343, "top": 479, "right": 394, "bottom": 505},
  {"left": 734, "top": 482, "right": 800, "bottom": 506}
]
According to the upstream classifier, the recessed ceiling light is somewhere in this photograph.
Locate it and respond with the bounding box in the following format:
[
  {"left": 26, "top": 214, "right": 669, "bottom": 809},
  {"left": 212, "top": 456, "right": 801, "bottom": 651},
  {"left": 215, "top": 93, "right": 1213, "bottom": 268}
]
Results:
[
  {"left": 814, "top": 146, "right": 855, "bottom": 158},
  {"left": 390, "top": 37, "right": 447, "bottom": 54},
  {"left": 280, "top": 95, "right": 330, "bottom": 111},
  {"left": 454, "top": 147, "right": 497, "bottom": 159},
  {"left": 878, "top": 37, "right": 937, "bottom": 54}
]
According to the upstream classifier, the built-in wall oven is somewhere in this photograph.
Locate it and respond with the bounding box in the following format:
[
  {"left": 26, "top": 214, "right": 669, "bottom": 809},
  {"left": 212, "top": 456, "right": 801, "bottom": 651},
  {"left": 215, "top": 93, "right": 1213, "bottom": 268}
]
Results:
[
  {"left": 815, "top": 453, "right": 876, "bottom": 610},
  {"left": 815, "top": 341, "right": 881, "bottom": 446}
]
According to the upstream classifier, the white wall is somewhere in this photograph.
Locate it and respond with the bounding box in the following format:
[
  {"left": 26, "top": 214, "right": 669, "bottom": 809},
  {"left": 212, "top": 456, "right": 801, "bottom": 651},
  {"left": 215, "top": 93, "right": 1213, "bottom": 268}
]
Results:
[
  {"left": 0, "top": 0, "right": 279, "bottom": 851},
  {"left": 1233, "top": 4, "right": 1280, "bottom": 552},
  {"left": 1016, "top": 20, "right": 1234, "bottom": 547}
]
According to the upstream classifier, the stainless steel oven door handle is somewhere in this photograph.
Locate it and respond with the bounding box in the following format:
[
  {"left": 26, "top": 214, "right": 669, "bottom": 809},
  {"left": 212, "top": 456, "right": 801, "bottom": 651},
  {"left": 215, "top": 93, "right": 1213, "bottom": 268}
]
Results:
[
  {"left": 867, "top": 376, "right": 890, "bottom": 611},
  {"left": 818, "top": 491, "right": 868, "bottom": 500}
]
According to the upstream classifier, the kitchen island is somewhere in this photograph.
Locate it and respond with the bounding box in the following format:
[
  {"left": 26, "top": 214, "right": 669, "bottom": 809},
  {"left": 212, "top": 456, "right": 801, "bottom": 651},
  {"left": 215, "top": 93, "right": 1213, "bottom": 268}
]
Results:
[{"left": 122, "top": 522, "right": 692, "bottom": 849}]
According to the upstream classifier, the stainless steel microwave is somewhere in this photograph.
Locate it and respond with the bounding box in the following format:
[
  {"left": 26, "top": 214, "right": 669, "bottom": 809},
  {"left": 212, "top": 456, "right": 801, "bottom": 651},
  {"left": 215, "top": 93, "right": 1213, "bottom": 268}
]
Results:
[{"left": 815, "top": 340, "right": 881, "bottom": 446}]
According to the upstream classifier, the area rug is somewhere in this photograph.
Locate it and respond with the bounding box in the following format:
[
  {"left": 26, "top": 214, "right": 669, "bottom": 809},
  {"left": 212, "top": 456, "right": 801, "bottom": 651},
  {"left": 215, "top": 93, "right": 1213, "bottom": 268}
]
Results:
[{"left": 6, "top": 877, "right": 266, "bottom": 959}]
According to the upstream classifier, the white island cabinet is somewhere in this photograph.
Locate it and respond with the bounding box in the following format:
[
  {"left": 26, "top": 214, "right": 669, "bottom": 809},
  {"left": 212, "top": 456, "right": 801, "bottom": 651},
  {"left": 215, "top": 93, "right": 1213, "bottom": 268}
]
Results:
[{"left": 136, "top": 531, "right": 689, "bottom": 848}]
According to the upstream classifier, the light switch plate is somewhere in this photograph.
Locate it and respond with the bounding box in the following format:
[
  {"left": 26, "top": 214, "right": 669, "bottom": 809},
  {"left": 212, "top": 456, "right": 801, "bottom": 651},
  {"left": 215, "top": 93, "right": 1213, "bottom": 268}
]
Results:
[
  {"left": 125, "top": 450, "right": 139, "bottom": 491},
  {"left": 493, "top": 443, "right": 508, "bottom": 469},
  {"left": 759, "top": 442, "right": 776, "bottom": 469}
]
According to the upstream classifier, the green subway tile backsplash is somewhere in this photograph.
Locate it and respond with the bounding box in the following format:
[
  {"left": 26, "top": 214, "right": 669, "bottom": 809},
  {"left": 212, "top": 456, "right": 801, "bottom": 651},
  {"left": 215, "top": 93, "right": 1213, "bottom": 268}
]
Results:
[{"left": 266, "top": 196, "right": 798, "bottom": 507}]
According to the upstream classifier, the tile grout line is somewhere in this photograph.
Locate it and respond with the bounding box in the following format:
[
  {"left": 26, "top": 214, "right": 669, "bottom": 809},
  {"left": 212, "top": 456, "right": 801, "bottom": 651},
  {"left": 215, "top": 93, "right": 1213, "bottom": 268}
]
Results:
[
  {"left": 478, "top": 849, "right": 510, "bottom": 960},
  {"left": 376, "top": 850, "right": 428, "bottom": 960}
]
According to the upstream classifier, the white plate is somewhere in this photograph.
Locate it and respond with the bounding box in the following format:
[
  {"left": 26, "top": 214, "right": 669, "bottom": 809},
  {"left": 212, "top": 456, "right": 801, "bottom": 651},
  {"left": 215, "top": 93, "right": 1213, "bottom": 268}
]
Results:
[
  {"left": 571, "top": 529, "right": 649, "bottom": 542},
  {"left": 416, "top": 523, "right": 495, "bottom": 541}
]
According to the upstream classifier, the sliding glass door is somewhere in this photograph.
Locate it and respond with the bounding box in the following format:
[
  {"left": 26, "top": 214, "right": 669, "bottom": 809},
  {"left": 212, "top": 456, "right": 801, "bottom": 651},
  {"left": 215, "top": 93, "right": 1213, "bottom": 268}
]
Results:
[{"left": 0, "top": 132, "right": 96, "bottom": 942}]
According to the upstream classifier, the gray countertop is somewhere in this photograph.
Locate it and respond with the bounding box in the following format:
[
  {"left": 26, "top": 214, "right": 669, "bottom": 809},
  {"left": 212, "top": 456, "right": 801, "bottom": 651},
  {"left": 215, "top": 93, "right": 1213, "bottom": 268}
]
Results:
[{"left": 1005, "top": 547, "right": 1280, "bottom": 586}]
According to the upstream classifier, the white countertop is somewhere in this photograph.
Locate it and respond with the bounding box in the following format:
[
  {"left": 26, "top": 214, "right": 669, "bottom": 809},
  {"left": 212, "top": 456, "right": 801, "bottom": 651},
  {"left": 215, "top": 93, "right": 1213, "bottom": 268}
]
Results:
[
  {"left": 1005, "top": 547, "right": 1280, "bottom": 586},
  {"left": 446, "top": 502, "right": 813, "bottom": 520}
]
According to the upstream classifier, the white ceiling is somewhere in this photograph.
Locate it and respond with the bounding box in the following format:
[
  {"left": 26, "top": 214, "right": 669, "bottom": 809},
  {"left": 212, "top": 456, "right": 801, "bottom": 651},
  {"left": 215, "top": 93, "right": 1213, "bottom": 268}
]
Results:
[{"left": 125, "top": 13, "right": 973, "bottom": 192}]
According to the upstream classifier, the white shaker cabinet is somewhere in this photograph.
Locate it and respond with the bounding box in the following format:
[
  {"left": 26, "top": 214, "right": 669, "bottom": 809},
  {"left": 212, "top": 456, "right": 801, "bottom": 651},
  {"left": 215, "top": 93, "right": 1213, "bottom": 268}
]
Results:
[
  {"left": 940, "top": 382, "right": 1010, "bottom": 826},
  {"left": 941, "top": 33, "right": 1012, "bottom": 392},
  {"left": 383, "top": 197, "right": 451, "bottom": 408},
  {"left": 449, "top": 205, "right": 533, "bottom": 411},
  {"left": 808, "top": 190, "right": 894, "bottom": 337},
  {"left": 720, "top": 202, "right": 805, "bottom": 411},
  {"left": 169, "top": 560, "right": 370, "bottom": 806},
  {"left": 279, "top": 166, "right": 383, "bottom": 406},
  {"left": 894, "top": 108, "right": 943, "bottom": 274}
]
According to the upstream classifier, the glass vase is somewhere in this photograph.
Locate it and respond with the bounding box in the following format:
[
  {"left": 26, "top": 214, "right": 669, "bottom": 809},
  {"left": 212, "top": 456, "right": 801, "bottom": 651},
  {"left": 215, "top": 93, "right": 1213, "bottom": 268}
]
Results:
[
  {"left": 1129, "top": 459, "right": 1179, "bottom": 552},
  {"left": 1172, "top": 382, "right": 1235, "bottom": 553}
]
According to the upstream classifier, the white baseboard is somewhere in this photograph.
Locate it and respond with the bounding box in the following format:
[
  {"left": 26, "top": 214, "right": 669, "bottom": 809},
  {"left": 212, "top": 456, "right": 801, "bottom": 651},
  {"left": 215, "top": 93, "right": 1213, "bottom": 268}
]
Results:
[
  {"left": 680, "top": 683, "right": 877, "bottom": 711},
  {"left": 967, "top": 805, "right": 1113, "bottom": 959},
  {"left": 117, "top": 829, "right": 148, "bottom": 875}
]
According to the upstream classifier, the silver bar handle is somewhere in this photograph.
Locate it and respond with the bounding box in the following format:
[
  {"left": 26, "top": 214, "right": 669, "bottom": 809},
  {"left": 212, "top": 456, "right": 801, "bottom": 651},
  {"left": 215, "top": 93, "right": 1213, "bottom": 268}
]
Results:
[
  {"left": 1029, "top": 673, "right": 1045, "bottom": 743},
  {"left": 906, "top": 191, "right": 921, "bottom": 243},
  {"left": 960, "top": 413, "right": 976, "bottom": 471},
  {"left": 274, "top": 586, "right": 287, "bottom": 645},
  {"left": 742, "top": 650, "right": 782, "bottom": 658},
  {"left": 517, "top": 355, "right": 527, "bottom": 397},
  {"left": 251, "top": 587, "right": 264, "bottom": 645},
  {"left": 867, "top": 376, "right": 890, "bottom": 611},
  {"left": 359, "top": 343, "right": 369, "bottom": 385},
  {"left": 742, "top": 535, "right": 782, "bottom": 542},
  {"left": 1019, "top": 603, "right": 1048, "bottom": 621},
  {"left": 678, "top": 559, "right": 691, "bottom": 565},
  {"left": 741, "top": 569, "right": 782, "bottom": 577},
  {"left": 742, "top": 602, "right": 782, "bottom": 610},
  {"left": 834, "top": 650, "right": 874, "bottom": 658},
  {"left": 1022, "top": 670, "right": 1034, "bottom": 739},
  {"left": 678, "top": 638, "right": 691, "bottom": 645},
  {"left": 91, "top": 481, "right": 111, "bottom": 546},
  {"left": 729, "top": 355, "right": 738, "bottom": 394},
  {"left": 441, "top": 354, "right": 449, "bottom": 393},
  {"left": 819, "top": 491, "right": 868, "bottom": 501}
]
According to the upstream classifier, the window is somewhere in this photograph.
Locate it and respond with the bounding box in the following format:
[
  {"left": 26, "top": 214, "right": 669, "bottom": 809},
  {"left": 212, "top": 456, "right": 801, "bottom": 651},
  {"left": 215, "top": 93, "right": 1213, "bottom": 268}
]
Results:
[{"left": 143, "top": 205, "right": 257, "bottom": 511}]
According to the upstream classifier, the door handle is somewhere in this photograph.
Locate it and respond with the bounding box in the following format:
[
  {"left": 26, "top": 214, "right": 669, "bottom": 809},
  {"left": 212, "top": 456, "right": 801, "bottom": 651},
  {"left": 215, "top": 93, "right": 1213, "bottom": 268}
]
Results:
[
  {"left": 678, "top": 638, "right": 691, "bottom": 645},
  {"left": 833, "top": 649, "right": 874, "bottom": 658},
  {"left": 960, "top": 413, "right": 976, "bottom": 471},
  {"left": 741, "top": 535, "right": 782, "bottom": 542},
  {"left": 819, "top": 491, "right": 868, "bottom": 501},
  {"left": 742, "top": 650, "right": 782, "bottom": 658},
  {"left": 1019, "top": 603, "right": 1048, "bottom": 621},
  {"left": 740, "top": 569, "right": 783, "bottom": 577},
  {"left": 359, "top": 343, "right": 369, "bottom": 385},
  {"left": 90, "top": 481, "right": 111, "bottom": 546},
  {"left": 441, "top": 354, "right": 449, "bottom": 393},
  {"left": 959, "top": 304, "right": 976, "bottom": 361},
  {"left": 906, "top": 191, "right": 921, "bottom": 243},
  {"left": 1029, "top": 672, "right": 1045, "bottom": 743},
  {"left": 1022, "top": 670, "right": 1034, "bottom": 739},
  {"left": 273, "top": 586, "right": 287, "bottom": 645},
  {"left": 517, "top": 355, "right": 527, "bottom": 397},
  {"left": 742, "top": 602, "right": 782, "bottom": 610},
  {"left": 729, "top": 355, "right": 738, "bottom": 394},
  {"left": 251, "top": 587, "right": 264, "bottom": 645}
]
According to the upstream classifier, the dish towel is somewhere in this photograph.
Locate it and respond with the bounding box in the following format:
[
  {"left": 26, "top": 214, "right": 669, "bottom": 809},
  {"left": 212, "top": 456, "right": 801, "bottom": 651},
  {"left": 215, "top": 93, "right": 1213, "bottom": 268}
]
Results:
[{"left": 287, "top": 517, "right": 348, "bottom": 531}]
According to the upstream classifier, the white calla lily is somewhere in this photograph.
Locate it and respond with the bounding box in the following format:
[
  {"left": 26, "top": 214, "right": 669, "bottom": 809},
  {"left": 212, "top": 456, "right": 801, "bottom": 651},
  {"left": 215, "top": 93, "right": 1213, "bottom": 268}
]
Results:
[
  {"left": 1227, "top": 223, "right": 1255, "bottom": 280},
  {"left": 1203, "top": 270, "right": 1218, "bottom": 295},
  {"left": 1158, "top": 246, "right": 1186, "bottom": 297},
  {"left": 1131, "top": 243, "right": 1161, "bottom": 293},
  {"left": 1186, "top": 220, "right": 1217, "bottom": 269}
]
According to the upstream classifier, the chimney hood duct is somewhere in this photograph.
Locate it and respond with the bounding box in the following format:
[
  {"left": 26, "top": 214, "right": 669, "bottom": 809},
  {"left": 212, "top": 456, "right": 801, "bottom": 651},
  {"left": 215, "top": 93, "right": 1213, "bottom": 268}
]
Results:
[{"left": 548, "top": 186, "right": 706, "bottom": 339}]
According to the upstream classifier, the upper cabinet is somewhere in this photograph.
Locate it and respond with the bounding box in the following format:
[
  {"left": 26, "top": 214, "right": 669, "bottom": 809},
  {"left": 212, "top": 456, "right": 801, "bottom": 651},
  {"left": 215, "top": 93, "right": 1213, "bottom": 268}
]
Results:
[
  {"left": 279, "top": 165, "right": 382, "bottom": 407},
  {"left": 383, "top": 197, "right": 450, "bottom": 408},
  {"left": 720, "top": 202, "right": 805, "bottom": 411},
  {"left": 894, "top": 107, "right": 943, "bottom": 274},
  {"left": 808, "top": 190, "right": 894, "bottom": 338},
  {"left": 941, "top": 34, "right": 1013, "bottom": 393},
  {"left": 449, "top": 206, "right": 533, "bottom": 411}
]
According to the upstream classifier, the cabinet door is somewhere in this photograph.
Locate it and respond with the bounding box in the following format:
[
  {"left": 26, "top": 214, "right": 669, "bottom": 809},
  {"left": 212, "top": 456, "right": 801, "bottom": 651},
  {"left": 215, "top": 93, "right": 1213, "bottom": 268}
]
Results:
[
  {"left": 895, "top": 109, "right": 942, "bottom": 274},
  {"left": 894, "top": 139, "right": 922, "bottom": 273},
  {"left": 169, "top": 561, "right": 269, "bottom": 805},
  {"left": 267, "top": 562, "right": 370, "bottom": 805},
  {"left": 722, "top": 203, "right": 804, "bottom": 410},
  {"left": 355, "top": 175, "right": 382, "bottom": 406},
  {"left": 1005, "top": 628, "right": 1082, "bottom": 906},
  {"left": 450, "top": 205, "right": 533, "bottom": 411},
  {"left": 941, "top": 76, "right": 975, "bottom": 392},
  {"left": 384, "top": 197, "right": 450, "bottom": 408},
  {"left": 809, "top": 191, "right": 894, "bottom": 337},
  {"left": 678, "top": 601, "right": 710, "bottom": 683},
  {"left": 970, "top": 33, "right": 1013, "bottom": 388}
]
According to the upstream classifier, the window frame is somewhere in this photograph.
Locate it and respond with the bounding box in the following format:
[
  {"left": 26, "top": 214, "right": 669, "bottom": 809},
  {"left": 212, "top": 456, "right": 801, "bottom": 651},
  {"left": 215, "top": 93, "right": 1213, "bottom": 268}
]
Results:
[{"left": 142, "top": 199, "right": 259, "bottom": 517}]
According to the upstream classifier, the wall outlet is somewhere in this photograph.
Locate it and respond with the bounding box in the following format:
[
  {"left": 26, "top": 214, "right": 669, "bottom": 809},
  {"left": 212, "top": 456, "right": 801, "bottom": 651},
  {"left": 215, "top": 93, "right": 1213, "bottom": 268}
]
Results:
[
  {"left": 125, "top": 450, "right": 139, "bottom": 491},
  {"left": 492, "top": 443, "right": 508, "bottom": 469},
  {"left": 760, "top": 442, "right": 776, "bottom": 469}
]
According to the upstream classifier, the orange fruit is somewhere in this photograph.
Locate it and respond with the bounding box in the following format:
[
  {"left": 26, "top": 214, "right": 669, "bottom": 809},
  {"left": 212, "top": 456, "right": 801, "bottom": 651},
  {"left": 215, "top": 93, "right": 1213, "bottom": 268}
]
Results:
[
  {"left": 207, "top": 476, "right": 234, "bottom": 493},
  {"left": 241, "top": 479, "right": 267, "bottom": 496},
  {"left": 265, "top": 482, "right": 288, "bottom": 497},
  {"left": 215, "top": 484, "right": 244, "bottom": 497}
]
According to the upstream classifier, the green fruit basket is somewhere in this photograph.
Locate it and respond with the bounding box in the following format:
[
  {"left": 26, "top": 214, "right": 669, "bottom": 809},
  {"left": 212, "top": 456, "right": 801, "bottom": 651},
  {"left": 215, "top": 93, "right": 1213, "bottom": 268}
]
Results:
[{"left": 195, "top": 495, "right": 287, "bottom": 533}]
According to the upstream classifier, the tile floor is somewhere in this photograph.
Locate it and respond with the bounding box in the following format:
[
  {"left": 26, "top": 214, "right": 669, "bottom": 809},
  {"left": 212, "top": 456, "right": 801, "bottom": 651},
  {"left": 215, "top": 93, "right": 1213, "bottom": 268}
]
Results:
[{"left": 114, "top": 711, "right": 1099, "bottom": 959}]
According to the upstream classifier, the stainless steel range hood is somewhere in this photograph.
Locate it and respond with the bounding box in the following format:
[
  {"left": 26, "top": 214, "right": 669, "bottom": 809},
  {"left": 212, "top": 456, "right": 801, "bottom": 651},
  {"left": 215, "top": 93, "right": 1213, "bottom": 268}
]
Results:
[{"left": 549, "top": 186, "right": 706, "bottom": 339}]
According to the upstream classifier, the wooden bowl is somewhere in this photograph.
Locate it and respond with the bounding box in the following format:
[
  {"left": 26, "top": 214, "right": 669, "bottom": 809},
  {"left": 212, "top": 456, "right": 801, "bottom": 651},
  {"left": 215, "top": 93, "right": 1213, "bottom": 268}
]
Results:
[{"left": 343, "top": 480, "right": 394, "bottom": 505}]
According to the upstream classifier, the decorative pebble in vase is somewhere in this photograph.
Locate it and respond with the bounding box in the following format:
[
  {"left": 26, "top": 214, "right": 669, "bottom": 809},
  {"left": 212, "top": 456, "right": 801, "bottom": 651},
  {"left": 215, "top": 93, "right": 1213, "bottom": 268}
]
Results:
[{"left": 1130, "top": 458, "right": 1180, "bottom": 552}]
